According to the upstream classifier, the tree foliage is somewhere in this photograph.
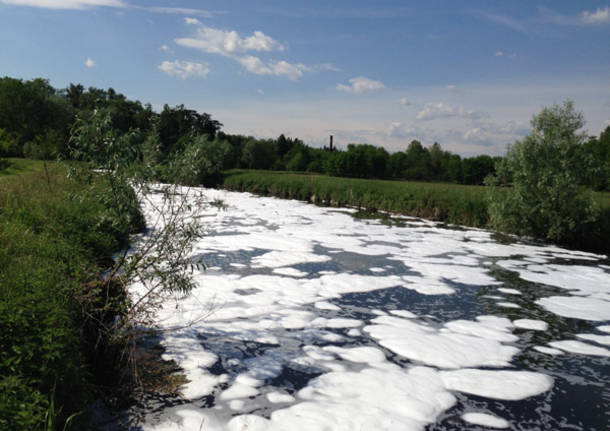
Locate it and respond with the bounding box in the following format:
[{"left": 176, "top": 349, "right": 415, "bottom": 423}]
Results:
[{"left": 486, "top": 101, "right": 599, "bottom": 243}]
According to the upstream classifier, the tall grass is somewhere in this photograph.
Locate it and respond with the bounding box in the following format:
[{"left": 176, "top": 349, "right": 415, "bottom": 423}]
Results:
[
  {"left": 0, "top": 160, "right": 143, "bottom": 430},
  {"left": 222, "top": 170, "right": 490, "bottom": 227}
]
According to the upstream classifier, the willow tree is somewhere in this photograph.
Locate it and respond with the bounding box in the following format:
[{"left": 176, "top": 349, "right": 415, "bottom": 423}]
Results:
[{"left": 486, "top": 101, "right": 598, "bottom": 244}]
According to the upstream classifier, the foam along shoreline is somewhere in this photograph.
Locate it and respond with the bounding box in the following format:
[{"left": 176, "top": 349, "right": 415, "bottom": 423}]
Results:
[{"left": 130, "top": 186, "right": 609, "bottom": 430}]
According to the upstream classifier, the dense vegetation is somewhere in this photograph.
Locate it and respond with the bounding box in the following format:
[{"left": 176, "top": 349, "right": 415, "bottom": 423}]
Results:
[
  {"left": 0, "top": 159, "right": 143, "bottom": 430},
  {"left": 223, "top": 170, "right": 490, "bottom": 227}
]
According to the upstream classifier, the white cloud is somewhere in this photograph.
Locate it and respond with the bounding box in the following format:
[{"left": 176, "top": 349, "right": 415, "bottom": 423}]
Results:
[
  {"left": 336, "top": 76, "right": 385, "bottom": 94},
  {"left": 446, "top": 84, "right": 456, "bottom": 89},
  {"left": 176, "top": 20, "right": 315, "bottom": 80},
  {"left": 416, "top": 103, "right": 488, "bottom": 121},
  {"left": 236, "top": 55, "right": 272, "bottom": 75},
  {"left": 236, "top": 56, "right": 309, "bottom": 80},
  {"left": 1, "top": 0, "right": 219, "bottom": 17},
  {"left": 270, "top": 60, "right": 310, "bottom": 80},
  {"left": 399, "top": 97, "right": 411, "bottom": 106},
  {"left": 158, "top": 60, "right": 210, "bottom": 79},
  {"left": 85, "top": 58, "right": 95, "bottom": 68},
  {"left": 463, "top": 127, "right": 481, "bottom": 140},
  {"left": 495, "top": 51, "right": 504, "bottom": 57},
  {"left": 159, "top": 44, "right": 170, "bottom": 52},
  {"left": 1, "top": 0, "right": 124, "bottom": 9},
  {"left": 176, "top": 21, "right": 284, "bottom": 56},
  {"left": 314, "top": 63, "right": 340, "bottom": 72},
  {"left": 257, "top": 89, "right": 264, "bottom": 95},
  {"left": 184, "top": 17, "right": 201, "bottom": 25},
  {"left": 580, "top": 6, "right": 610, "bottom": 24},
  {"left": 142, "top": 7, "right": 215, "bottom": 18}
]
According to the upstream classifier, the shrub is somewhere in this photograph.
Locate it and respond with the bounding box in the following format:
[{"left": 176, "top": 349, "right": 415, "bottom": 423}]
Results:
[{"left": 486, "top": 101, "right": 599, "bottom": 244}]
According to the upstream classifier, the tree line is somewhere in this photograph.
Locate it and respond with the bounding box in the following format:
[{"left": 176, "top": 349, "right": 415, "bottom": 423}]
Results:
[{"left": 1, "top": 76, "right": 608, "bottom": 191}]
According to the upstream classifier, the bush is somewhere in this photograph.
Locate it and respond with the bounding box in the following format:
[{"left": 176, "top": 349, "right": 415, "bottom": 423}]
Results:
[{"left": 486, "top": 101, "right": 599, "bottom": 244}]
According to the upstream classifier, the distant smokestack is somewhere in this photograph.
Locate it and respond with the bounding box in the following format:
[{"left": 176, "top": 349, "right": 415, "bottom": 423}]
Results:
[{"left": 329, "top": 135, "right": 333, "bottom": 151}]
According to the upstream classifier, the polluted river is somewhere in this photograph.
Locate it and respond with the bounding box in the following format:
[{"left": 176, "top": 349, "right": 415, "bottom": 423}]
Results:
[{"left": 128, "top": 187, "right": 610, "bottom": 431}]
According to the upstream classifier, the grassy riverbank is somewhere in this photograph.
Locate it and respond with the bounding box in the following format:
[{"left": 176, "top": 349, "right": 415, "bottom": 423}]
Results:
[
  {"left": 0, "top": 159, "right": 143, "bottom": 430},
  {"left": 223, "top": 170, "right": 490, "bottom": 227},
  {"left": 222, "top": 170, "right": 610, "bottom": 253}
]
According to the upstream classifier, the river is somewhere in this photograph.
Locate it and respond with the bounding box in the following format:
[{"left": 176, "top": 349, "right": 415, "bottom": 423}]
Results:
[{"left": 129, "top": 187, "right": 610, "bottom": 430}]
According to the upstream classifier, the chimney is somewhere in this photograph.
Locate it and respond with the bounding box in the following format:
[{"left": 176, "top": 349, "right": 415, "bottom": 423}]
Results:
[{"left": 329, "top": 135, "right": 333, "bottom": 151}]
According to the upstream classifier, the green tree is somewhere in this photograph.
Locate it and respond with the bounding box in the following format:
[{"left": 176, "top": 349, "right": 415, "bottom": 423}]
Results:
[{"left": 486, "top": 101, "right": 598, "bottom": 244}]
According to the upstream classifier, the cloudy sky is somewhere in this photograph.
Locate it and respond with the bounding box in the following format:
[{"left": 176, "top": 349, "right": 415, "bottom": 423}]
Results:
[{"left": 1, "top": 0, "right": 609, "bottom": 155}]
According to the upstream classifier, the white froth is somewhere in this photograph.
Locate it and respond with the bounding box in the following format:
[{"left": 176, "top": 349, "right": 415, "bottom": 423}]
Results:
[
  {"left": 441, "top": 369, "right": 553, "bottom": 400},
  {"left": 252, "top": 250, "right": 331, "bottom": 268},
  {"left": 132, "top": 186, "right": 607, "bottom": 430},
  {"left": 390, "top": 309, "right": 417, "bottom": 319},
  {"left": 311, "top": 317, "right": 362, "bottom": 328},
  {"left": 597, "top": 325, "right": 610, "bottom": 333},
  {"left": 323, "top": 345, "right": 387, "bottom": 364},
  {"left": 548, "top": 340, "right": 610, "bottom": 356},
  {"left": 314, "top": 301, "right": 340, "bottom": 311},
  {"left": 534, "top": 346, "right": 564, "bottom": 355},
  {"left": 261, "top": 366, "right": 456, "bottom": 430},
  {"left": 266, "top": 392, "right": 295, "bottom": 403},
  {"left": 498, "top": 288, "right": 521, "bottom": 295},
  {"left": 461, "top": 412, "right": 509, "bottom": 428},
  {"left": 537, "top": 296, "right": 610, "bottom": 321},
  {"left": 272, "top": 267, "right": 308, "bottom": 277},
  {"left": 365, "top": 315, "right": 519, "bottom": 368},
  {"left": 576, "top": 333, "right": 610, "bottom": 346},
  {"left": 514, "top": 319, "right": 548, "bottom": 331},
  {"left": 496, "top": 301, "right": 521, "bottom": 309}
]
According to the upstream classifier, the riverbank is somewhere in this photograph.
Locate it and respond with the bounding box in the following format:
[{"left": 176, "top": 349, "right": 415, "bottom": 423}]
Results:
[
  {"left": 0, "top": 159, "right": 144, "bottom": 429},
  {"left": 221, "top": 170, "right": 610, "bottom": 253}
]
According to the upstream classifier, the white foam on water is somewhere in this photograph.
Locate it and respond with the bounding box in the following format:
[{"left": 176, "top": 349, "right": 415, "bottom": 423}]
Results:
[
  {"left": 597, "top": 325, "right": 610, "bottom": 333},
  {"left": 252, "top": 250, "right": 331, "bottom": 268},
  {"left": 534, "top": 346, "right": 564, "bottom": 355},
  {"left": 389, "top": 309, "right": 417, "bottom": 319},
  {"left": 498, "top": 288, "right": 521, "bottom": 295},
  {"left": 272, "top": 267, "right": 308, "bottom": 277},
  {"left": 347, "top": 329, "right": 361, "bottom": 337},
  {"left": 310, "top": 317, "right": 363, "bottom": 329},
  {"left": 322, "top": 345, "right": 387, "bottom": 364},
  {"left": 440, "top": 369, "right": 553, "bottom": 400},
  {"left": 576, "top": 333, "right": 610, "bottom": 346},
  {"left": 548, "top": 340, "right": 610, "bottom": 356},
  {"left": 461, "top": 412, "right": 510, "bottom": 429},
  {"left": 496, "top": 301, "right": 521, "bottom": 309},
  {"left": 261, "top": 366, "right": 456, "bottom": 431},
  {"left": 536, "top": 296, "right": 610, "bottom": 321},
  {"left": 514, "top": 319, "right": 548, "bottom": 331},
  {"left": 364, "top": 315, "right": 519, "bottom": 368},
  {"left": 158, "top": 333, "right": 221, "bottom": 399},
  {"left": 314, "top": 301, "right": 340, "bottom": 311},
  {"left": 131, "top": 187, "right": 606, "bottom": 430},
  {"left": 266, "top": 392, "right": 295, "bottom": 403}
]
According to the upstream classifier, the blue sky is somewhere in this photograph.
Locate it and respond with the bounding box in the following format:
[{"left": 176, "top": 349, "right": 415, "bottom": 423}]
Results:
[{"left": 1, "top": 0, "right": 609, "bottom": 155}]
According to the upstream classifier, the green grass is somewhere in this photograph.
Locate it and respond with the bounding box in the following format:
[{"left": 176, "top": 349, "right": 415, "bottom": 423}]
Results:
[
  {"left": 0, "top": 159, "right": 143, "bottom": 430},
  {"left": 222, "top": 170, "right": 490, "bottom": 227},
  {"left": 0, "top": 157, "right": 47, "bottom": 180}
]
